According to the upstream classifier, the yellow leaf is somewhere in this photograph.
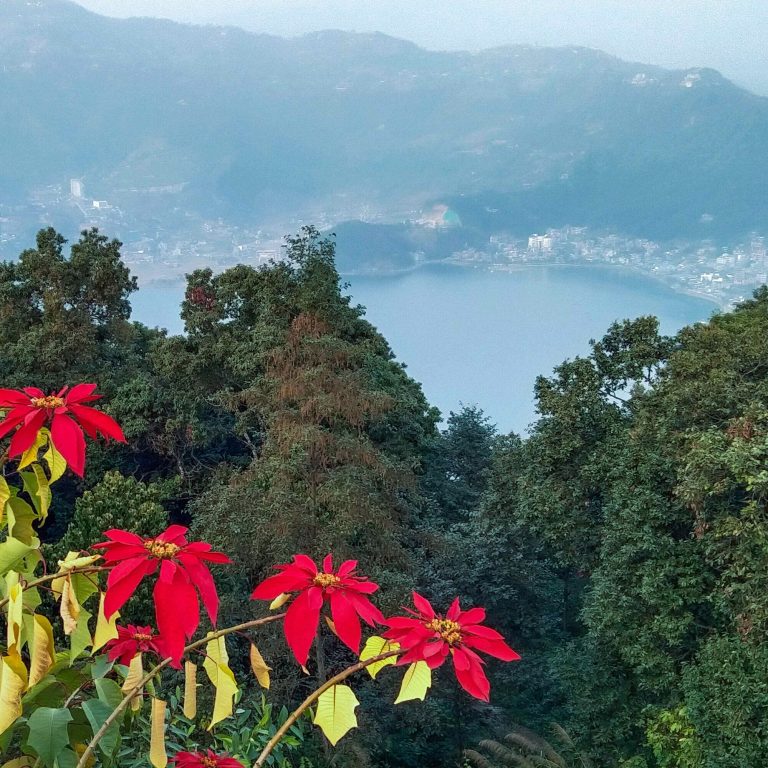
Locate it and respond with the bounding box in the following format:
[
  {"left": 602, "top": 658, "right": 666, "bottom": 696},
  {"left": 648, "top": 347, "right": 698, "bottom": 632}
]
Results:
[
  {"left": 30, "top": 465, "right": 51, "bottom": 521},
  {"left": 269, "top": 592, "right": 291, "bottom": 610},
  {"left": 5, "top": 574, "right": 23, "bottom": 652},
  {"left": 149, "top": 697, "right": 167, "bottom": 768},
  {"left": 57, "top": 552, "right": 102, "bottom": 571},
  {"left": 0, "top": 650, "right": 28, "bottom": 734},
  {"left": 60, "top": 577, "right": 81, "bottom": 636},
  {"left": 92, "top": 593, "right": 119, "bottom": 651},
  {"left": 183, "top": 661, "right": 197, "bottom": 720},
  {"left": 28, "top": 615, "right": 55, "bottom": 688},
  {"left": 43, "top": 439, "right": 67, "bottom": 483},
  {"left": 0, "top": 478, "right": 9, "bottom": 525},
  {"left": 51, "top": 553, "right": 101, "bottom": 597},
  {"left": 249, "top": 643, "right": 271, "bottom": 690},
  {"left": 202, "top": 634, "right": 238, "bottom": 730},
  {"left": 1, "top": 757, "right": 35, "bottom": 768},
  {"left": 18, "top": 431, "right": 47, "bottom": 470},
  {"left": 394, "top": 661, "right": 432, "bottom": 704},
  {"left": 73, "top": 744, "right": 95, "bottom": 768},
  {"left": 360, "top": 635, "right": 400, "bottom": 679},
  {"left": 313, "top": 684, "right": 359, "bottom": 746},
  {"left": 122, "top": 653, "right": 144, "bottom": 712},
  {"left": 122, "top": 653, "right": 144, "bottom": 691}
]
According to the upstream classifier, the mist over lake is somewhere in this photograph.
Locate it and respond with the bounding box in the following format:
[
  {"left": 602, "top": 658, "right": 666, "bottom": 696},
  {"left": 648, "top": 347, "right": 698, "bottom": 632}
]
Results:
[{"left": 131, "top": 264, "right": 714, "bottom": 432}]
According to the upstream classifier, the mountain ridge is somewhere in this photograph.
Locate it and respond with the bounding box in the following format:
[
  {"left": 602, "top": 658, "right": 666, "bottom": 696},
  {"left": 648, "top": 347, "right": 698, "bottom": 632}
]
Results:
[{"left": 3, "top": 0, "right": 768, "bottom": 242}]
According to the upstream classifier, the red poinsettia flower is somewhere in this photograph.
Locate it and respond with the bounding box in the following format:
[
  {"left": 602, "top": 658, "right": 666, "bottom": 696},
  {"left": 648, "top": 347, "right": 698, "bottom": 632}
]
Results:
[
  {"left": 93, "top": 525, "right": 231, "bottom": 666},
  {"left": 172, "top": 750, "right": 244, "bottom": 768},
  {"left": 251, "top": 554, "right": 385, "bottom": 666},
  {"left": 105, "top": 624, "right": 164, "bottom": 666},
  {"left": 0, "top": 384, "right": 125, "bottom": 476},
  {"left": 382, "top": 592, "right": 520, "bottom": 702}
]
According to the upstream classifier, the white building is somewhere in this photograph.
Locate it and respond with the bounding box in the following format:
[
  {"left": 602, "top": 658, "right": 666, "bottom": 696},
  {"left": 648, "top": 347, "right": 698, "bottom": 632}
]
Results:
[{"left": 528, "top": 234, "right": 553, "bottom": 253}]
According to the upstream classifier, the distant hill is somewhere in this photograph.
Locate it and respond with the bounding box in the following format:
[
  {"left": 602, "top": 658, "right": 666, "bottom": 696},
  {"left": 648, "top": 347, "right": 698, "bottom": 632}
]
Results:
[{"left": 3, "top": 0, "right": 768, "bottom": 240}]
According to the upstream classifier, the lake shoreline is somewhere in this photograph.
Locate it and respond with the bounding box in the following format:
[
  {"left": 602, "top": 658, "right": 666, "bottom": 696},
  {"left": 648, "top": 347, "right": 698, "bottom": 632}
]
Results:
[
  {"left": 344, "top": 260, "right": 728, "bottom": 311},
  {"left": 138, "top": 259, "right": 726, "bottom": 312}
]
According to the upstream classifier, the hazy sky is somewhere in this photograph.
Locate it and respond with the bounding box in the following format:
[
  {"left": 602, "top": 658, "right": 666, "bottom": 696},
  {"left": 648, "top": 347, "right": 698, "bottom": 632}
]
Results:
[{"left": 74, "top": 1, "right": 768, "bottom": 94}]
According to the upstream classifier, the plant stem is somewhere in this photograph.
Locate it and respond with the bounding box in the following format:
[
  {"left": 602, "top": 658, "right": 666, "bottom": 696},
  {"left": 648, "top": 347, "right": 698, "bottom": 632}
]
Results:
[
  {"left": 254, "top": 649, "right": 401, "bottom": 767},
  {"left": 75, "top": 613, "right": 286, "bottom": 768}
]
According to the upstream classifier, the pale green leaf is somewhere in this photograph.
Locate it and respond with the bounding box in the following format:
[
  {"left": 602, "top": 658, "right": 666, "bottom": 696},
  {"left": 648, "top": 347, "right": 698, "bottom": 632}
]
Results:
[
  {"left": 360, "top": 635, "right": 399, "bottom": 679},
  {"left": 6, "top": 498, "right": 37, "bottom": 546},
  {"left": 313, "top": 684, "right": 359, "bottom": 746},
  {"left": 68, "top": 607, "right": 92, "bottom": 662},
  {"left": 394, "top": 661, "right": 432, "bottom": 704},
  {"left": 18, "top": 431, "right": 48, "bottom": 471},
  {"left": 42, "top": 439, "right": 66, "bottom": 484},
  {"left": 202, "top": 634, "right": 238, "bottom": 730},
  {"left": 0, "top": 536, "right": 40, "bottom": 577}
]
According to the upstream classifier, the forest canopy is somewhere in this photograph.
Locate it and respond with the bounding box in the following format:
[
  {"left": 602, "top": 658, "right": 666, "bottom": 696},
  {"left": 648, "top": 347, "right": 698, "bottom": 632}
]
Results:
[{"left": 2, "top": 226, "right": 768, "bottom": 767}]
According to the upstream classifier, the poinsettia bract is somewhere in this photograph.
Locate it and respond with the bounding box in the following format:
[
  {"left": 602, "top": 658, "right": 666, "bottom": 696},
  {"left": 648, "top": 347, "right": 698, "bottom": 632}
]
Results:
[
  {"left": 0, "top": 384, "right": 125, "bottom": 476},
  {"left": 172, "top": 750, "right": 244, "bottom": 768},
  {"left": 94, "top": 525, "right": 231, "bottom": 666},
  {"left": 383, "top": 592, "right": 520, "bottom": 701},
  {"left": 251, "top": 554, "right": 384, "bottom": 666},
  {"left": 105, "top": 624, "right": 164, "bottom": 666}
]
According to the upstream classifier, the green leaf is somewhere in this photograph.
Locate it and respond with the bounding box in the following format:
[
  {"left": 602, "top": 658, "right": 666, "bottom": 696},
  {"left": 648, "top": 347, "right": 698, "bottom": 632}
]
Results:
[
  {"left": 89, "top": 655, "right": 114, "bottom": 681},
  {"left": 95, "top": 678, "right": 123, "bottom": 708},
  {"left": 0, "top": 536, "right": 40, "bottom": 577},
  {"left": 82, "top": 699, "right": 114, "bottom": 755},
  {"left": 69, "top": 607, "right": 92, "bottom": 663},
  {"left": 20, "top": 471, "right": 47, "bottom": 521},
  {"left": 26, "top": 707, "right": 73, "bottom": 768},
  {"left": 6, "top": 498, "right": 37, "bottom": 546},
  {"left": 54, "top": 747, "right": 78, "bottom": 768},
  {"left": 31, "top": 465, "right": 52, "bottom": 521},
  {"left": 70, "top": 572, "right": 100, "bottom": 608}
]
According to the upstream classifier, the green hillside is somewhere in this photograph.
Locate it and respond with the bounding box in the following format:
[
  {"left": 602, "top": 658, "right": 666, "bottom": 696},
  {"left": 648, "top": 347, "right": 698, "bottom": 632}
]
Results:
[{"left": 2, "top": 0, "right": 768, "bottom": 238}]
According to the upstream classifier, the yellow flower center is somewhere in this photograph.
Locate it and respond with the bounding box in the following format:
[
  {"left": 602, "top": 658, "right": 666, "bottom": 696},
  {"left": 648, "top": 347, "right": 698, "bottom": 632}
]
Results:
[
  {"left": 313, "top": 573, "right": 341, "bottom": 588},
  {"left": 200, "top": 758, "right": 217, "bottom": 768},
  {"left": 30, "top": 395, "right": 65, "bottom": 410},
  {"left": 132, "top": 632, "right": 153, "bottom": 642},
  {"left": 144, "top": 540, "right": 181, "bottom": 559},
  {"left": 426, "top": 618, "right": 463, "bottom": 646}
]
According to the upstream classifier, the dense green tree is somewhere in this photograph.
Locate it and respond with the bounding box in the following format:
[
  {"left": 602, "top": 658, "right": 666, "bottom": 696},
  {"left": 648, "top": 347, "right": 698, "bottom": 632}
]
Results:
[
  {"left": 0, "top": 227, "right": 141, "bottom": 387},
  {"left": 494, "top": 292, "right": 768, "bottom": 765},
  {"left": 186, "top": 228, "right": 438, "bottom": 601}
]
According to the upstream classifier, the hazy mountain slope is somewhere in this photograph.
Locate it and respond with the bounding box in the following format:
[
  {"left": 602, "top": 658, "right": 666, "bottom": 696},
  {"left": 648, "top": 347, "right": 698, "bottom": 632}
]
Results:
[{"left": 2, "top": 0, "right": 768, "bottom": 238}]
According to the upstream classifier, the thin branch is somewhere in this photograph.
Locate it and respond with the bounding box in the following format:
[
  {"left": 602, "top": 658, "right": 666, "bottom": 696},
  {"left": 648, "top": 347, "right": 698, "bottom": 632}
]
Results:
[
  {"left": 0, "top": 566, "right": 109, "bottom": 610},
  {"left": 254, "top": 649, "right": 401, "bottom": 767},
  {"left": 75, "top": 613, "right": 286, "bottom": 768}
]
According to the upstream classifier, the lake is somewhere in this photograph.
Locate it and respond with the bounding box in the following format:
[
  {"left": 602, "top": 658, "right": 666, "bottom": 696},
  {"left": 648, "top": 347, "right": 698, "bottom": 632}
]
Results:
[{"left": 130, "top": 264, "right": 715, "bottom": 433}]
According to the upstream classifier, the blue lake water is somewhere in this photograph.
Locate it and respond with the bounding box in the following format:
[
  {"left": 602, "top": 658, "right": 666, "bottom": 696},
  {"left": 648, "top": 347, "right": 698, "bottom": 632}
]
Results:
[{"left": 130, "top": 264, "right": 715, "bottom": 433}]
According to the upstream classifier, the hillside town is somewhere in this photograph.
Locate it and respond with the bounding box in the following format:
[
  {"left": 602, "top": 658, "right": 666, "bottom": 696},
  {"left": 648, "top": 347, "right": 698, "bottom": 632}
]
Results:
[
  {"left": 453, "top": 226, "right": 768, "bottom": 308},
  {"left": 1, "top": 181, "right": 766, "bottom": 309}
]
